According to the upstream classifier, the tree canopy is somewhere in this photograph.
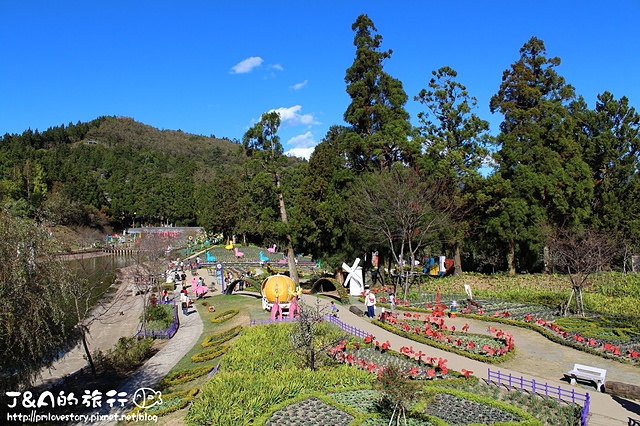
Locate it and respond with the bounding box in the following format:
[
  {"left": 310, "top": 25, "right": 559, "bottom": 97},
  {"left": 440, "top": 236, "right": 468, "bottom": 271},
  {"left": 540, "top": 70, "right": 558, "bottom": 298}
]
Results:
[
  {"left": 0, "top": 21, "right": 638, "bottom": 276},
  {"left": 0, "top": 209, "right": 79, "bottom": 392}
]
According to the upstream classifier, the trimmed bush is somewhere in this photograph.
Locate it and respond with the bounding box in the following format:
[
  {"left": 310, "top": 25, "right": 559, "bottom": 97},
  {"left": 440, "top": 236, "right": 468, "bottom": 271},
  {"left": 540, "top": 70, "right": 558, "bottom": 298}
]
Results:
[
  {"left": 191, "top": 344, "right": 230, "bottom": 363},
  {"left": 128, "top": 388, "right": 199, "bottom": 417},
  {"left": 159, "top": 366, "right": 215, "bottom": 389},
  {"left": 211, "top": 309, "right": 239, "bottom": 323},
  {"left": 201, "top": 325, "right": 243, "bottom": 348}
]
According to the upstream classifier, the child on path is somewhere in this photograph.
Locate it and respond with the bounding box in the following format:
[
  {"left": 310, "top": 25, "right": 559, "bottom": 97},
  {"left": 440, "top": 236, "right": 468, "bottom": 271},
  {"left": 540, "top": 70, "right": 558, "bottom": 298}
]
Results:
[{"left": 331, "top": 301, "right": 339, "bottom": 318}]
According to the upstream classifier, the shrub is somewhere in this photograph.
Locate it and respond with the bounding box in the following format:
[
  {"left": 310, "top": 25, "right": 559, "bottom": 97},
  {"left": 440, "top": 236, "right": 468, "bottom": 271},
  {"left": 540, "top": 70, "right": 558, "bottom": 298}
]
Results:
[
  {"left": 191, "top": 344, "right": 230, "bottom": 363},
  {"left": 142, "top": 304, "right": 174, "bottom": 330},
  {"left": 103, "top": 337, "right": 154, "bottom": 372},
  {"left": 129, "top": 388, "right": 199, "bottom": 417},
  {"left": 160, "top": 366, "right": 215, "bottom": 389},
  {"left": 201, "top": 325, "right": 243, "bottom": 348},
  {"left": 211, "top": 309, "right": 239, "bottom": 323}
]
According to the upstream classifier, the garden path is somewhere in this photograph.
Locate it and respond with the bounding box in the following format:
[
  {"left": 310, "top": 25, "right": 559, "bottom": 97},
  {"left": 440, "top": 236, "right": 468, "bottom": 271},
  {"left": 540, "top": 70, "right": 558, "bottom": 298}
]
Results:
[
  {"left": 302, "top": 294, "right": 640, "bottom": 426},
  {"left": 79, "top": 271, "right": 205, "bottom": 425},
  {"left": 35, "top": 265, "right": 144, "bottom": 389}
]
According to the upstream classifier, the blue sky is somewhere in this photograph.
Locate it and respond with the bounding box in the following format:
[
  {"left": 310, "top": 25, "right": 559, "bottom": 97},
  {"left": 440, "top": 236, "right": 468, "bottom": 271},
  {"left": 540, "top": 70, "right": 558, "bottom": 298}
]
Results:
[{"left": 1, "top": 1, "right": 639, "bottom": 159}]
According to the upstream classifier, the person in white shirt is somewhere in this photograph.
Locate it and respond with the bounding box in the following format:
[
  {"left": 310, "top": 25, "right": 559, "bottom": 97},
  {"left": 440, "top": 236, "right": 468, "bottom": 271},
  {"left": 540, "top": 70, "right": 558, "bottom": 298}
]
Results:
[
  {"left": 180, "top": 292, "right": 190, "bottom": 315},
  {"left": 364, "top": 287, "right": 376, "bottom": 318}
]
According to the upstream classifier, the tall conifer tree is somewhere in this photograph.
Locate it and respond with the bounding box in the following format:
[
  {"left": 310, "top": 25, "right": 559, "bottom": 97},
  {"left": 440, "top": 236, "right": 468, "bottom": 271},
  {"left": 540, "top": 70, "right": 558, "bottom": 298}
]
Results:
[
  {"left": 415, "top": 66, "right": 492, "bottom": 274},
  {"left": 487, "top": 37, "right": 592, "bottom": 273},
  {"left": 343, "top": 14, "right": 417, "bottom": 173}
]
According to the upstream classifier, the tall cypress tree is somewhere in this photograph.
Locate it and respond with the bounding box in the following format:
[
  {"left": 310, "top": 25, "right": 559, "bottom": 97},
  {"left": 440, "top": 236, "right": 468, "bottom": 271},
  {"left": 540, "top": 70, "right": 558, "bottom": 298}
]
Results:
[
  {"left": 487, "top": 36, "right": 593, "bottom": 273},
  {"left": 577, "top": 92, "right": 640, "bottom": 256},
  {"left": 343, "top": 14, "right": 417, "bottom": 173}
]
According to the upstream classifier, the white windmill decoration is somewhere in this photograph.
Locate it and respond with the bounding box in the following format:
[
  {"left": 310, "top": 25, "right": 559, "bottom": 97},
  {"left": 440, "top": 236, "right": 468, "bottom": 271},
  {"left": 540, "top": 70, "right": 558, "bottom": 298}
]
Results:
[{"left": 342, "top": 258, "right": 364, "bottom": 295}]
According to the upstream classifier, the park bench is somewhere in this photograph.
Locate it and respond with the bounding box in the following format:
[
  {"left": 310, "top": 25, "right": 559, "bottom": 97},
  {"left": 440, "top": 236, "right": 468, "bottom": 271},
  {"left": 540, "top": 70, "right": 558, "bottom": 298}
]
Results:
[{"left": 567, "top": 363, "right": 606, "bottom": 391}]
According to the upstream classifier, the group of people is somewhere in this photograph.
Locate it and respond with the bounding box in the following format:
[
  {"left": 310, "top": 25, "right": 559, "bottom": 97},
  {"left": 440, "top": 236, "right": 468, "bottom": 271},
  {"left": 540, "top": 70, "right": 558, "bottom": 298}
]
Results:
[{"left": 364, "top": 286, "right": 396, "bottom": 318}]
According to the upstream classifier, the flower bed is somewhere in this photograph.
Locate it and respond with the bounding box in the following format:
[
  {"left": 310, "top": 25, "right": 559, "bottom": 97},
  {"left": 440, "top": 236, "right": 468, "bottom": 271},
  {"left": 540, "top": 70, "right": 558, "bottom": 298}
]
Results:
[
  {"left": 329, "top": 389, "right": 381, "bottom": 414},
  {"left": 371, "top": 312, "right": 515, "bottom": 363},
  {"left": 201, "top": 325, "right": 243, "bottom": 348},
  {"left": 416, "top": 387, "right": 540, "bottom": 426},
  {"left": 265, "top": 396, "right": 354, "bottom": 426},
  {"left": 191, "top": 344, "right": 230, "bottom": 363},
  {"left": 260, "top": 385, "right": 540, "bottom": 426},
  {"left": 128, "top": 388, "right": 199, "bottom": 417},
  {"left": 393, "top": 292, "right": 640, "bottom": 365},
  {"left": 328, "top": 338, "right": 468, "bottom": 381}
]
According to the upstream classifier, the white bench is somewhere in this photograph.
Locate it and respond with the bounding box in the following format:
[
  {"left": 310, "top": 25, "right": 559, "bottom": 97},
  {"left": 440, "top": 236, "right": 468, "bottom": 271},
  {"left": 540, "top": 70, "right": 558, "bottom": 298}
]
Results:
[{"left": 567, "top": 364, "right": 607, "bottom": 391}]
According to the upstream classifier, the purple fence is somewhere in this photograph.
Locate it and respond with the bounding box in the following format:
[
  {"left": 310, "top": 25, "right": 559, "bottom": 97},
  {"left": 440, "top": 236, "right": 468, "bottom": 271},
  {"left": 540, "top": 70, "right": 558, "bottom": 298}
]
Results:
[
  {"left": 249, "top": 315, "right": 370, "bottom": 340},
  {"left": 326, "top": 315, "right": 370, "bottom": 339},
  {"left": 249, "top": 317, "right": 300, "bottom": 326},
  {"left": 488, "top": 368, "right": 590, "bottom": 426},
  {"left": 137, "top": 302, "right": 179, "bottom": 339}
]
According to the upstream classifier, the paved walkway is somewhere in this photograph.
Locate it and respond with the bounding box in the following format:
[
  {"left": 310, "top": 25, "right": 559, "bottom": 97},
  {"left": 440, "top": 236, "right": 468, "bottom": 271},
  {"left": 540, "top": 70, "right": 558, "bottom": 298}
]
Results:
[
  {"left": 81, "top": 291, "right": 203, "bottom": 425},
  {"left": 302, "top": 294, "right": 640, "bottom": 426}
]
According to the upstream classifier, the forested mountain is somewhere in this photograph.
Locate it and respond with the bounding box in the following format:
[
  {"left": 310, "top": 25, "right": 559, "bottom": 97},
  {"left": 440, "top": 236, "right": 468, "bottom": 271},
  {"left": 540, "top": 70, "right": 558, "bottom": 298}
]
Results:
[
  {"left": 0, "top": 116, "right": 258, "bottom": 228},
  {"left": 1, "top": 15, "right": 639, "bottom": 276}
]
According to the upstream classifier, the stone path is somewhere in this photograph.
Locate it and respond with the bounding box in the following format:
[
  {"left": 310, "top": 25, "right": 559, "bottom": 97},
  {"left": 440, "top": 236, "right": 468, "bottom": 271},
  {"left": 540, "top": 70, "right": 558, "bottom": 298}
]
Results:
[{"left": 303, "top": 294, "right": 640, "bottom": 426}]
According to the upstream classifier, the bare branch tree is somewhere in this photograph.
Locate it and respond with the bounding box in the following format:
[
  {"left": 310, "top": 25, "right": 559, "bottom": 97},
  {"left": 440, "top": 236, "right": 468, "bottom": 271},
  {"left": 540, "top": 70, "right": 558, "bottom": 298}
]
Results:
[
  {"left": 130, "top": 232, "right": 170, "bottom": 334},
  {"left": 545, "top": 226, "right": 620, "bottom": 316},
  {"left": 351, "top": 167, "right": 455, "bottom": 300},
  {"left": 289, "top": 298, "right": 347, "bottom": 371}
]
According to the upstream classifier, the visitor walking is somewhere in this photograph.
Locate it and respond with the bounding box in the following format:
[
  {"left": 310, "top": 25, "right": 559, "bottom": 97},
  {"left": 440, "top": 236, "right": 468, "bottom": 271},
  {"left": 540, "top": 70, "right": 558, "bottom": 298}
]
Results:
[
  {"left": 331, "top": 301, "right": 339, "bottom": 318},
  {"left": 364, "top": 287, "right": 376, "bottom": 318},
  {"left": 180, "top": 291, "right": 190, "bottom": 315}
]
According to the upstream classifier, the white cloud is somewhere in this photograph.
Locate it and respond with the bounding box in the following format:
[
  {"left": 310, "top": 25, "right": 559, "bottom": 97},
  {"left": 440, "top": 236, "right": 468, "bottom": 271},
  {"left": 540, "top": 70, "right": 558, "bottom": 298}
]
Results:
[
  {"left": 285, "top": 131, "right": 316, "bottom": 160},
  {"left": 269, "top": 105, "right": 318, "bottom": 127},
  {"left": 288, "top": 131, "right": 315, "bottom": 148},
  {"left": 230, "top": 57, "right": 264, "bottom": 74},
  {"left": 269, "top": 64, "right": 284, "bottom": 71},
  {"left": 290, "top": 80, "right": 308, "bottom": 90},
  {"left": 285, "top": 147, "right": 315, "bottom": 160}
]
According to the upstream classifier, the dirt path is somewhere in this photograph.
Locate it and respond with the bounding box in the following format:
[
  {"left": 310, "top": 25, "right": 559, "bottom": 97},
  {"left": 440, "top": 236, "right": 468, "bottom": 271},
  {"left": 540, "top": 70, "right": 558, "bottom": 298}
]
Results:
[{"left": 35, "top": 265, "right": 145, "bottom": 389}]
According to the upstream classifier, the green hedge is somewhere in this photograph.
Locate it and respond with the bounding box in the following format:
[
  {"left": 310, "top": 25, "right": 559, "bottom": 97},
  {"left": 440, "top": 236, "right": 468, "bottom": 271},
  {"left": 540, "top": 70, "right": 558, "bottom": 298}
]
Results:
[
  {"left": 210, "top": 309, "right": 239, "bottom": 323},
  {"left": 128, "top": 388, "right": 199, "bottom": 417},
  {"left": 159, "top": 366, "right": 215, "bottom": 389},
  {"left": 191, "top": 344, "right": 230, "bottom": 363},
  {"left": 201, "top": 325, "right": 243, "bottom": 348}
]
